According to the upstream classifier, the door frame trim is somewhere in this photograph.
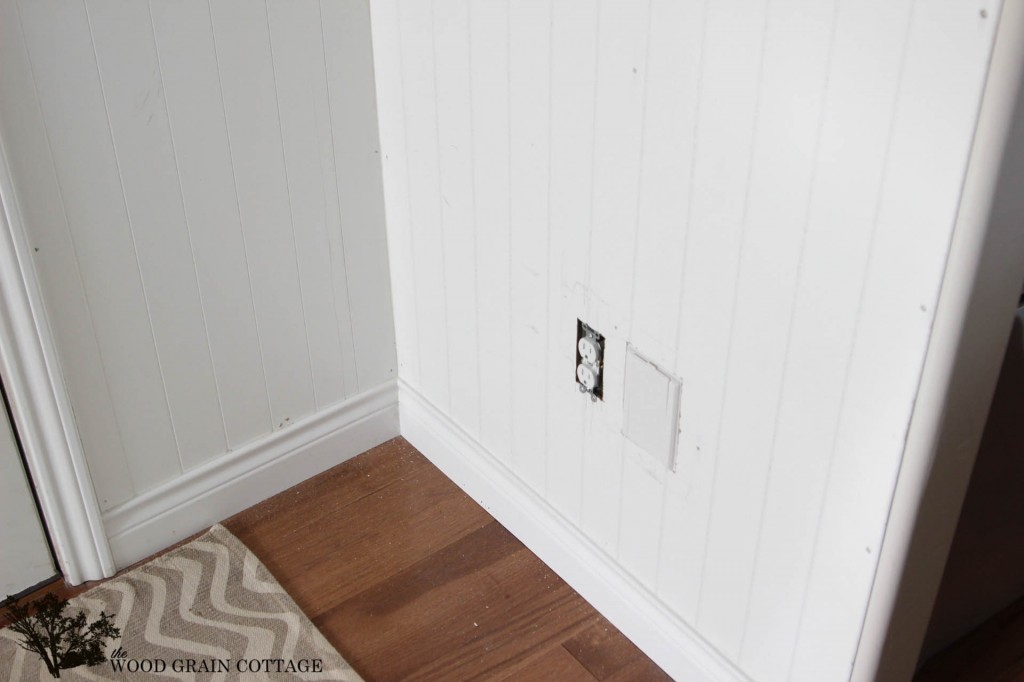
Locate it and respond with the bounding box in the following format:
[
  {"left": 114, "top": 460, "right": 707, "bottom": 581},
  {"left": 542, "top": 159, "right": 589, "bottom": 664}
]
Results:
[{"left": 0, "top": 134, "right": 114, "bottom": 585}]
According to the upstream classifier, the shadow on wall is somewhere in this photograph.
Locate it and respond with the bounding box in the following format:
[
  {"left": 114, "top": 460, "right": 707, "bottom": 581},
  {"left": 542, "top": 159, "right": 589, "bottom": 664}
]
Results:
[{"left": 921, "top": 303, "right": 1024, "bottom": 661}]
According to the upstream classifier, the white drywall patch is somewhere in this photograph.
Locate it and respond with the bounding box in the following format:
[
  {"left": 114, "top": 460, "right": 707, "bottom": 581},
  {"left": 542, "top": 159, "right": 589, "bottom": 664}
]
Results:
[{"left": 622, "top": 346, "right": 681, "bottom": 470}]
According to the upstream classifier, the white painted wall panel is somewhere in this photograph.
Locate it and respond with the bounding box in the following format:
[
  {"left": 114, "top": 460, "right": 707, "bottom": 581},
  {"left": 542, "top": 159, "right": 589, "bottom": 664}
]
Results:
[
  {"left": 641, "top": 0, "right": 707, "bottom": 620},
  {"left": 790, "top": 4, "right": 1001, "bottom": 679},
  {"left": 630, "top": 0, "right": 704, "bottom": 361},
  {"left": 268, "top": 0, "right": 354, "bottom": 409},
  {"left": 209, "top": 0, "right": 316, "bottom": 429},
  {"left": 544, "top": 0, "right": 595, "bottom": 525},
  {"left": 678, "top": 0, "right": 769, "bottom": 633},
  {"left": 739, "top": 2, "right": 919, "bottom": 677},
  {"left": 433, "top": 0, "right": 480, "bottom": 439},
  {"left": 397, "top": 0, "right": 449, "bottom": 414},
  {"left": 698, "top": 0, "right": 836, "bottom": 658},
  {"left": 617, "top": 440, "right": 665, "bottom": 587},
  {"left": 88, "top": 0, "right": 228, "bottom": 471},
  {"left": 467, "top": 0, "right": 513, "bottom": 467},
  {"left": 18, "top": 0, "right": 181, "bottom": 493},
  {"left": 0, "top": 0, "right": 132, "bottom": 509},
  {"left": 321, "top": 0, "right": 397, "bottom": 391},
  {"left": 1, "top": 0, "right": 395, "bottom": 518},
  {"left": 369, "top": 0, "right": 419, "bottom": 393},
  {"left": 371, "top": 0, "right": 1001, "bottom": 677},
  {"left": 507, "top": 0, "right": 551, "bottom": 494},
  {"left": 149, "top": 0, "right": 272, "bottom": 450},
  {"left": 579, "top": 0, "right": 651, "bottom": 558}
]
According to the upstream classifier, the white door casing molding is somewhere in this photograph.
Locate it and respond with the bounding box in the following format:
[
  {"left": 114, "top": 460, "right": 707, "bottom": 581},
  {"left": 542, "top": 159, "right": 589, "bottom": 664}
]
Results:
[{"left": 0, "top": 133, "right": 115, "bottom": 585}]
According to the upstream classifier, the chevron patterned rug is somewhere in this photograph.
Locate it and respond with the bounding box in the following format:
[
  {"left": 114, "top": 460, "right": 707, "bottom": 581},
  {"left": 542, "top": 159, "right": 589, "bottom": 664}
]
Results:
[{"left": 0, "top": 525, "right": 362, "bottom": 680}]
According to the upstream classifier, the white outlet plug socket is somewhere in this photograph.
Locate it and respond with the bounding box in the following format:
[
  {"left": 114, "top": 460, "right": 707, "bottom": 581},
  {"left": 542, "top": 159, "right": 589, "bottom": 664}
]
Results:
[
  {"left": 576, "top": 319, "right": 605, "bottom": 401},
  {"left": 578, "top": 336, "right": 600, "bottom": 365},
  {"left": 576, "top": 362, "right": 599, "bottom": 391}
]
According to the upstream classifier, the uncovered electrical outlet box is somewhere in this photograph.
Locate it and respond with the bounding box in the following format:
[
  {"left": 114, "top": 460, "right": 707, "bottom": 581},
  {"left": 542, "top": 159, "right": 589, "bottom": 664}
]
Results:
[
  {"left": 576, "top": 320, "right": 604, "bottom": 401},
  {"left": 622, "top": 345, "right": 681, "bottom": 469}
]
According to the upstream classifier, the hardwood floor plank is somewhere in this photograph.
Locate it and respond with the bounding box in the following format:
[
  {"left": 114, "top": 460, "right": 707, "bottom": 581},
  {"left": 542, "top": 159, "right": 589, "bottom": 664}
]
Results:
[
  {"left": 502, "top": 646, "right": 598, "bottom": 681},
  {"left": 605, "top": 657, "right": 678, "bottom": 682},
  {"left": 225, "top": 437, "right": 427, "bottom": 537},
  {"left": 563, "top": 615, "right": 673, "bottom": 681},
  {"left": 318, "top": 520, "right": 600, "bottom": 681},
  {"left": 224, "top": 440, "right": 493, "bottom": 620}
]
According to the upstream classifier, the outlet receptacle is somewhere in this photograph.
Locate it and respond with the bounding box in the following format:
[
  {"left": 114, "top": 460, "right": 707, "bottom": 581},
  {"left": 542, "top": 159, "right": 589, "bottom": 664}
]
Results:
[
  {"left": 577, "top": 362, "right": 599, "bottom": 390},
  {"left": 576, "top": 319, "right": 605, "bottom": 401},
  {"left": 578, "top": 336, "right": 600, "bottom": 364}
]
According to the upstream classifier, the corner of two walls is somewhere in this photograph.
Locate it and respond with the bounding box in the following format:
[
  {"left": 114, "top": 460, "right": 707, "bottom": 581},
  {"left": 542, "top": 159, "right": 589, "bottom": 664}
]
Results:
[
  {"left": 369, "top": 0, "right": 1002, "bottom": 679},
  {"left": 0, "top": 0, "right": 1007, "bottom": 678},
  {"left": 0, "top": 0, "right": 398, "bottom": 570}
]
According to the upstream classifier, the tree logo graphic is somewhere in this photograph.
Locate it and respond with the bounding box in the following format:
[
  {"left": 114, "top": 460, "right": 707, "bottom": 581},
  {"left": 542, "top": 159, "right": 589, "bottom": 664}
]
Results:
[{"left": 3, "top": 593, "right": 120, "bottom": 678}]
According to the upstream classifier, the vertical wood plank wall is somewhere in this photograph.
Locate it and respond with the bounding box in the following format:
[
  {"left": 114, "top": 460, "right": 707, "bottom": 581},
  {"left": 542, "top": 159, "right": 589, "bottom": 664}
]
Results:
[
  {"left": 371, "top": 0, "right": 1001, "bottom": 679},
  {"left": 0, "top": 0, "right": 395, "bottom": 510}
]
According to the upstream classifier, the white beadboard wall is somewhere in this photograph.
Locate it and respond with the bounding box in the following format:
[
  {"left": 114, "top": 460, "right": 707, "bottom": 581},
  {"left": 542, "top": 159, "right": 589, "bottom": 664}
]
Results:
[
  {"left": 371, "top": 0, "right": 1001, "bottom": 679},
  {"left": 0, "top": 0, "right": 395, "bottom": 539}
]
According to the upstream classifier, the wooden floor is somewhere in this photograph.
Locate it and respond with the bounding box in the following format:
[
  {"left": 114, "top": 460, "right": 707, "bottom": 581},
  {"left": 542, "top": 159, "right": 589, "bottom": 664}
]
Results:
[{"left": 4, "top": 437, "right": 670, "bottom": 681}]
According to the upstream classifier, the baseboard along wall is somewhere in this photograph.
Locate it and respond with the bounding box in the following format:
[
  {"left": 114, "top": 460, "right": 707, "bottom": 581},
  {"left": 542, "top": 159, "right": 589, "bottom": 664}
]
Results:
[
  {"left": 398, "top": 380, "right": 750, "bottom": 682},
  {"left": 103, "top": 381, "right": 400, "bottom": 569},
  {"left": 104, "top": 375, "right": 754, "bottom": 680}
]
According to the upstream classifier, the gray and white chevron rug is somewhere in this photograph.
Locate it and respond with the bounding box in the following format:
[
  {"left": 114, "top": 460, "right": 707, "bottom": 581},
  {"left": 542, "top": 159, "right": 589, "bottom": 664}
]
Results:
[{"left": 0, "top": 525, "right": 362, "bottom": 681}]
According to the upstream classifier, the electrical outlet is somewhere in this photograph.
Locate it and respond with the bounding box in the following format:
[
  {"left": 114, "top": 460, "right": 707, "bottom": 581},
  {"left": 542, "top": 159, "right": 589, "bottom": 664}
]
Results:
[
  {"left": 578, "top": 336, "right": 600, "bottom": 364},
  {"left": 576, "top": 320, "right": 604, "bottom": 401},
  {"left": 577, "top": 362, "right": 599, "bottom": 391}
]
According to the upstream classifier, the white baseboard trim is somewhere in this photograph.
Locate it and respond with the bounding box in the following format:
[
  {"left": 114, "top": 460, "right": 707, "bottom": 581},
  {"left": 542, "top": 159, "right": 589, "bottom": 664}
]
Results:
[
  {"left": 104, "top": 381, "right": 400, "bottom": 568},
  {"left": 398, "top": 380, "right": 749, "bottom": 682}
]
